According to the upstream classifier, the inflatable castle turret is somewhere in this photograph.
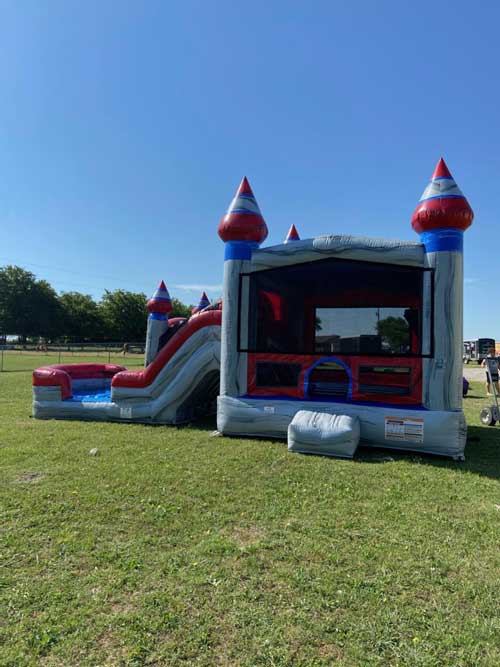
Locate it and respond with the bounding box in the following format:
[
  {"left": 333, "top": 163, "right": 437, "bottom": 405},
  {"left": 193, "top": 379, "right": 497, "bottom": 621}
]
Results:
[
  {"left": 284, "top": 224, "right": 300, "bottom": 243},
  {"left": 192, "top": 291, "right": 210, "bottom": 314},
  {"left": 145, "top": 280, "right": 172, "bottom": 366},
  {"left": 411, "top": 158, "right": 474, "bottom": 410},
  {"left": 218, "top": 177, "right": 268, "bottom": 396}
]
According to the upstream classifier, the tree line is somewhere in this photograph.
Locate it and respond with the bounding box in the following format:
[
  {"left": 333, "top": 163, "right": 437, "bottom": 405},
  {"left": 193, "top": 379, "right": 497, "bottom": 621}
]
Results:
[{"left": 0, "top": 266, "right": 193, "bottom": 343}]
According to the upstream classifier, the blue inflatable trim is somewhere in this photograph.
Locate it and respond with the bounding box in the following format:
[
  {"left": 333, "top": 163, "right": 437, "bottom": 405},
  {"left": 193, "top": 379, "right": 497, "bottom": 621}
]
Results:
[
  {"left": 303, "top": 356, "right": 353, "bottom": 399},
  {"left": 241, "top": 394, "right": 429, "bottom": 410},
  {"left": 420, "top": 229, "right": 463, "bottom": 253},
  {"left": 224, "top": 241, "right": 259, "bottom": 261}
]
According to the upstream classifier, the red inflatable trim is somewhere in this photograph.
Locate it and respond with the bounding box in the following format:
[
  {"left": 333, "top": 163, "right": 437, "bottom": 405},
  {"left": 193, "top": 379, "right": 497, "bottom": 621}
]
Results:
[
  {"left": 247, "top": 353, "right": 422, "bottom": 406},
  {"left": 112, "top": 309, "right": 222, "bottom": 389},
  {"left": 218, "top": 212, "right": 268, "bottom": 243},
  {"left": 32, "top": 367, "right": 72, "bottom": 400},
  {"left": 411, "top": 197, "right": 473, "bottom": 234},
  {"left": 33, "top": 363, "right": 126, "bottom": 400},
  {"left": 431, "top": 157, "right": 452, "bottom": 180}
]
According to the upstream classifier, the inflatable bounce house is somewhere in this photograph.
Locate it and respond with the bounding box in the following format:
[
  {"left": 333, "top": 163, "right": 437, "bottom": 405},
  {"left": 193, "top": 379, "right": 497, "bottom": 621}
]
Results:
[{"left": 32, "top": 158, "right": 473, "bottom": 459}]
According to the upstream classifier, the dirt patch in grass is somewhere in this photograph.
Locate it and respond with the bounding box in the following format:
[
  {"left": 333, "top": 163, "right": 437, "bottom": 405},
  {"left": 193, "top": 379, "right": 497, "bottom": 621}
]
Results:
[
  {"left": 16, "top": 471, "right": 45, "bottom": 483},
  {"left": 95, "top": 630, "right": 129, "bottom": 666},
  {"left": 227, "top": 525, "right": 265, "bottom": 548},
  {"left": 317, "top": 643, "right": 345, "bottom": 660},
  {"left": 214, "top": 644, "right": 242, "bottom": 667},
  {"left": 108, "top": 599, "right": 137, "bottom": 616}
]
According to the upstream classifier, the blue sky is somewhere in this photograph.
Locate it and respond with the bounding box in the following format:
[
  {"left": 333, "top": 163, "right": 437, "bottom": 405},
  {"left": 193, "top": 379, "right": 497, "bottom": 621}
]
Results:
[{"left": 1, "top": 0, "right": 499, "bottom": 338}]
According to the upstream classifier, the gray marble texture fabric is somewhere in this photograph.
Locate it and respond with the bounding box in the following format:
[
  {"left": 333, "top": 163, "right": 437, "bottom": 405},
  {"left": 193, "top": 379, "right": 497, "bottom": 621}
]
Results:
[
  {"left": 220, "top": 258, "right": 251, "bottom": 398},
  {"left": 251, "top": 235, "right": 425, "bottom": 272},
  {"left": 288, "top": 410, "right": 360, "bottom": 459},
  {"left": 218, "top": 395, "right": 467, "bottom": 460},
  {"left": 144, "top": 316, "right": 168, "bottom": 367},
  {"left": 422, "top": 250, "right": 463, "bottom": 411}
]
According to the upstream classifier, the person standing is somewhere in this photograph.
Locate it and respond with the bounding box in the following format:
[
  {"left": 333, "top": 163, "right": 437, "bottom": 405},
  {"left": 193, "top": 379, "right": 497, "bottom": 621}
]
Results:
[{"left": 481, "top": 347, "right": 500, "bottom": 396}]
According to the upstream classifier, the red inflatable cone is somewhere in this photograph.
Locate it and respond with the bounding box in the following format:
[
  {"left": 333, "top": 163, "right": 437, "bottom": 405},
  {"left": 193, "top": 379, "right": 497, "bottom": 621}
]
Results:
[
  {"left": 411, "top": 158, "right": 474, "bottom": 234},
  {"left": 218, "top": 177, "right": 268, "bottom": 243}
]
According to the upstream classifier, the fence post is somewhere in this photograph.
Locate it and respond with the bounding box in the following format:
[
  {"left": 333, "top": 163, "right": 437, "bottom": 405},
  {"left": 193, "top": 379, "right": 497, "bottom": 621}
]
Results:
[
  {"left": 108, "top": 347, "right": 111, "bottom": 364},
  {"left": 0, "top": 348, "right": 3, "bottom": 372},
  {"left": 58, "top": 349, "right": 61, "bottom": 364}
]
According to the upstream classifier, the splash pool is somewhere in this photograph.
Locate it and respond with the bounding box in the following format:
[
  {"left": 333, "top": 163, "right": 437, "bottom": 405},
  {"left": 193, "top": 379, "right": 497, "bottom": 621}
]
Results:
[{"left": 67, "top": 389, "right": 112, "bottom": 403}]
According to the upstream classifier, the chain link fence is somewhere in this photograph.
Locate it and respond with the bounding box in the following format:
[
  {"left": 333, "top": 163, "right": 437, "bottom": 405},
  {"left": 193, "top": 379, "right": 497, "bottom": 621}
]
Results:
[{"left": 0, "top": 342, "right": 145, "bottom": 372}]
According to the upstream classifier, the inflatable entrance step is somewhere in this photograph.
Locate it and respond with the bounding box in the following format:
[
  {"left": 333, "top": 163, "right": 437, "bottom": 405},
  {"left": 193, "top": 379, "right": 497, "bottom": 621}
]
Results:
[{"left": 287, "top": 410, "right": 360, "bottom": 459}]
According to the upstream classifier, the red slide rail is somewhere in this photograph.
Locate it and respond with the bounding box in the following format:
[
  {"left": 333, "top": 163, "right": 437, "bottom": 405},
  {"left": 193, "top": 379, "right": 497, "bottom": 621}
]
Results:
[{"left": 112, "top": 309, "right": 222, "bottom": 389}]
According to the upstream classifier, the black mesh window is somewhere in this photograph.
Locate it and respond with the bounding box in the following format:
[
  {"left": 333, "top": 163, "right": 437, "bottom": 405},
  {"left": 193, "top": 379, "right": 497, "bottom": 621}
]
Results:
[
  {"left": 256, "top": 362, "right": 302, "bottom": 387},
  {"left": 315, "top": 307, "right": 413, "bottom": 355},
  {"left": 243, "top": 258, "right": 431, "bottom": 357}
]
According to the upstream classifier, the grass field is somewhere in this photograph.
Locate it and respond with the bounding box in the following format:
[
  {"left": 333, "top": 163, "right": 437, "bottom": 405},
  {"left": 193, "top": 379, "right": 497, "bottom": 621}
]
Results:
[
  {"left": 0, "top": 349, "right": 144, "bottom": 373},
  {"left": 1, "top": 358, "right": 499, "bottom": 666}
]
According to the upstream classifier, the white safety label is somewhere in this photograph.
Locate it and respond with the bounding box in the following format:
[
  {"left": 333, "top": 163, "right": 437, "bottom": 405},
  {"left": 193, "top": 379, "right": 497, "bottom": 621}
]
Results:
[
  {"left": 263, "top": 405, "right": 275, "bottom": 414},
  {"left": 120, "top": 407, "right": 133, "bottom": 419},
  {"left": 385, "top": 416, "right": 424, "bottom": 443}
]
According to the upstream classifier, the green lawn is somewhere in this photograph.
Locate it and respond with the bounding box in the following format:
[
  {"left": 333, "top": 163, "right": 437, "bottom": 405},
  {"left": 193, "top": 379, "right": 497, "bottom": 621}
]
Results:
[
  {"left": 0, "top": 349, "right": 144, "bottom": 373},
  {"left": 0, "top": 361, "right": 499, "bottom": 666}
]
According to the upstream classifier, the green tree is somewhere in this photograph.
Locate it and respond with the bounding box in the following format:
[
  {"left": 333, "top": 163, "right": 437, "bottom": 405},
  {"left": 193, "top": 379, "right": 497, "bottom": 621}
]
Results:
[
  {"left": 376, "top": 316, "right": 409, "bottom": 352},
  {"left": 98, "top": 290, "right": 148, "bottom": 341},
  {"left": 171, "top": 297, "right": 193, "bottom": 319},
  {"left": 59, "top": 292, "right": 103, "bottom": 341},
  {"left": 0, "top": 266, "right": 62, "bottom": 341},
  {"left": 34, "top": 280, "right": 63, "bottom": 340}
]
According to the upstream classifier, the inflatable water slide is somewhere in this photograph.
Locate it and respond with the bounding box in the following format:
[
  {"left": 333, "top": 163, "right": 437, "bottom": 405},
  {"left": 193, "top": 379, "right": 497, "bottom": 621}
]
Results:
[{"left": 32, "top": 290, "right": 221, "bottom": 424}]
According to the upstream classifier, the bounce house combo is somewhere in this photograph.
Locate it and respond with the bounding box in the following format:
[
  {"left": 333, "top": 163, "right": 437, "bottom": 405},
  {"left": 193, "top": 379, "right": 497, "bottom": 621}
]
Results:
[{"left": 33, "top": 158, "right": 474, "bottom": 459}]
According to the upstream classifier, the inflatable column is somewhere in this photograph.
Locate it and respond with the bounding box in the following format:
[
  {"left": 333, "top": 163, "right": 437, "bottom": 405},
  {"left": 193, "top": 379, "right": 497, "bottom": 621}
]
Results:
[
  {"left": 144, "top": 280, "right": 172, "bottom": 367},
  {"left": 411, "top": 158, "right": 474, "bottom": 410},
  {"left": 192, "top": 291, "right": 210, "bottom": 315},
  {"left": 218, "top": 177, "right": 268, "bottom": 396}
]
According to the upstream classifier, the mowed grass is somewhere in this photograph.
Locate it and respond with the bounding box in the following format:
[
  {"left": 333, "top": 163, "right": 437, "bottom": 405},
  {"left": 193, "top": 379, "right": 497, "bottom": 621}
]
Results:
[
  {"left": 0, "top": 361, "right": 499, "bottom": 667},
  {"left": 1, "top": 350, "right": 144, "bottom": 373}
]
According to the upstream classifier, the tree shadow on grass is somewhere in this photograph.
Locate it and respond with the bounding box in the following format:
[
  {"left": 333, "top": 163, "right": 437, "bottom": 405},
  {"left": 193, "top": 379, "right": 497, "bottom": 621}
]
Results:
[
  {"left": 355, "top": 425, "right": 500, "bottom": 482},
  {"left": 186, "top": 414, "right": 500, "bottom": 481},
  {"left": 457, "top": 425, "right": 500, "bottom": 480},
  {"left": 185, "top": 415, "right": 499, "bottom": 481},
  {"left": 177, "top": 414, "right": 218, "bottom": 432}
]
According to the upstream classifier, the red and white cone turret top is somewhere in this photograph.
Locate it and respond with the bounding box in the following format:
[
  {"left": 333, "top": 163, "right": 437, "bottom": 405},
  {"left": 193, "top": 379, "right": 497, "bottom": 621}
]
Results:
[
  {"left": 192, "top": 291, "right": 210, "bottom": 314},
  {"left": 147, "top": 280, "right": 172, "bottom": 315},
  {"left": 411, "top": 158, "right": 474, "bottom": 234},
  {"left": 284, "top": 224, "right": 300, "bottom": 243},
  {"left": 218, "top": 177, "right": 268, "bottom": 244}
]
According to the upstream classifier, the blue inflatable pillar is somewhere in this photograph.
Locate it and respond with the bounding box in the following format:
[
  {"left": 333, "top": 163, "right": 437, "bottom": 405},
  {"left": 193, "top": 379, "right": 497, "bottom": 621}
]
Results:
[
  {"left": 217, "top": 177, "right": 268, "bottom": 397},
  {"left": 411, "top": 158, "right": 474, "bottom": 410}
]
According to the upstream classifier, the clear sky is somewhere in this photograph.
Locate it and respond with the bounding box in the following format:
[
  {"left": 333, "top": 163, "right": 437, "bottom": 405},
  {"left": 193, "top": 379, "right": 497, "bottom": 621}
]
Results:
[{"left": 1, "top": 0, "right": 498, "bottom": 338}]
